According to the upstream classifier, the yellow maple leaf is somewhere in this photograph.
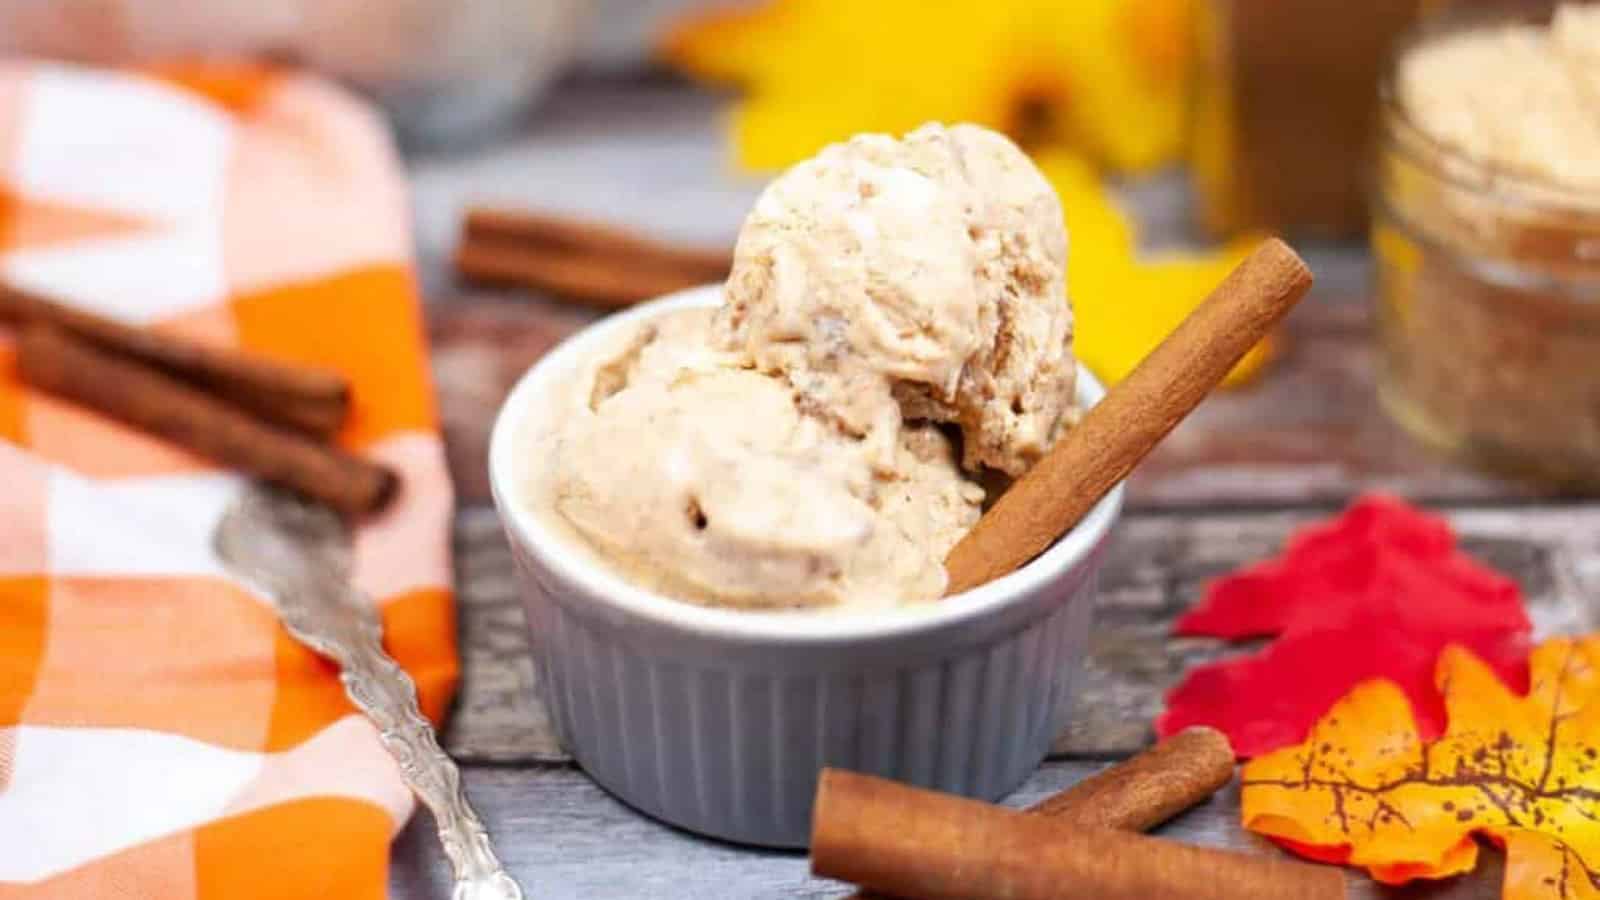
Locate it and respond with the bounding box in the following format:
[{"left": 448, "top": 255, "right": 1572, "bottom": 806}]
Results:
[
  {"left": 1034, "top": 151, "right": 1273, "bottom": 389},
  {"left": 1242, "top": 636, "right": 1600, "bottom": 899},
  {"left": 661, "top": 0, "right": 1192, "bottom": 174}
]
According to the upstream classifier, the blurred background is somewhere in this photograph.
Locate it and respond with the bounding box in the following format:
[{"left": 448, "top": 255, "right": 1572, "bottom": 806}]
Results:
[
  {"left": 0, "top": 0, "right": 1428, "bottom": 335},
  {"left": 0, "top": 0, "right": 1460, "bottom": 253},
  {"left": 0, "top": 0, "right": 1427, "bottom": 242},
  {"left": 2, "top": 0, "right": 1582, "bottom": 493}
]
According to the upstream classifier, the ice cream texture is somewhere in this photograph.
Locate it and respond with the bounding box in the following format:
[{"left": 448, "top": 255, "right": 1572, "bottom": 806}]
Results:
[
  {"left": 539, "top": 123, "right": 1075, "bottom": 610},
  {"left": 718, "top": 122, "right": 1074, "bottom": 477},
  {"left": 1397, "top": 4, "right": 1600, "bottom": 188}
]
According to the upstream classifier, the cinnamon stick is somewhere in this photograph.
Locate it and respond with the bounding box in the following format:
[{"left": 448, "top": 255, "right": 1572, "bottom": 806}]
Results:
[
  {"left": 0, "top": 283, "right": 349, "bottom": 438},
  {"left": 843, "top": 727, "right": 1236, "bottom": 900},
  {"left": 18, "top": 325, "right": 394, "bottom": 517},
  {"left": 455, "top": 207, "right": 733, "bottom": 308},
  {"left": 812, "top": 769, "right": 1345, "bottom": 900},
  {"left": 1027, "top": 726, "right": 1236, "bottom": 829},
  {"left": 944, "top": 239, "right": 1313, "bottom": 595},
  {"left": 454, "top": 240, "right": 710, "bottom": 308},
  {"left": 462, "top": 207, "right": 732, "bottom": 282}
]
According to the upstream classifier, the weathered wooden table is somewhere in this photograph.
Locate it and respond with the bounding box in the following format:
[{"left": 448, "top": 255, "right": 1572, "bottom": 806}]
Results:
[{"left": 389, "top": 80, "right": 1600, "bottom": 898}]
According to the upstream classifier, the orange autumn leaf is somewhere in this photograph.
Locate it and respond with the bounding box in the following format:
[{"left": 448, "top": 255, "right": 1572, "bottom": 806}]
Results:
[{"left": 1242, "top": 637, "right": 1600, "bottom": 898}]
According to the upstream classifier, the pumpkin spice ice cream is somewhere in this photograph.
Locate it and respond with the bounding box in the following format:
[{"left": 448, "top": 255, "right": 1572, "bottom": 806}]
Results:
[
  {"left": 717, "top": 123, "right": 1075, "bottom": 477},
  {"left": 535, "top": 123, "right": 1076, "bottom": 610}
]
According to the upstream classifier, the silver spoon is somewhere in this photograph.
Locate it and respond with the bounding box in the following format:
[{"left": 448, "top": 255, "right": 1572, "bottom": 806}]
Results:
[{"left": 216, "top": 485, "right": 522, "bottom": 900}]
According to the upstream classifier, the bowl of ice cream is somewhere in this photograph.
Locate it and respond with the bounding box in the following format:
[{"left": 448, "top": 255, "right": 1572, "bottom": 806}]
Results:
[{"left": 488, "top": 123, "right": 1124, "bottom": 847}]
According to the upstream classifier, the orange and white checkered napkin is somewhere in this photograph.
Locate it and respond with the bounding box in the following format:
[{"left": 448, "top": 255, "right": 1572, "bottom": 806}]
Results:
[{"left": 0, "top": 63, "right": 457, "bottom": 896}]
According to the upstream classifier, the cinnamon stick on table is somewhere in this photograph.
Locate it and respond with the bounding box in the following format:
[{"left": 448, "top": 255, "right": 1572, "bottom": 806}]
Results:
[
  {"left": 463, "top": 208, "right": 733, "bottom": 281},
  {"left": 843, "top": 727, "right": 1236, "bottom": 900},
  {"left": 17, "top": 325, "right": 394, "bottom": 517},
  {"left": 455, "top": 207, "right": 732, "bottom": 309},
  {"left": 454, "top": 241, "right": 714, "bottom": 308},
  {"left": 944, "top": 239, "right": 1313, "bottom": 595},
  {"left": 812, "top": 769, "right": 1345, "bottom": 900},
  {"left": 0, "top": 283, "right": 350, "bottom": 439},
  {"left": 1027, "top": 725, "right": 1235, "bottom": 830}
]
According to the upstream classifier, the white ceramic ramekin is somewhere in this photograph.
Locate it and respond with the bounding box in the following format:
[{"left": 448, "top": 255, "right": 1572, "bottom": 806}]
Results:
[{"left": 488, "top": 286, "right": 1123, "bottom": 848}]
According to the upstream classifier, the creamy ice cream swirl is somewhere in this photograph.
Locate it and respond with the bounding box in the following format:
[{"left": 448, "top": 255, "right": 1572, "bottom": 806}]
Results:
[
  {"left": 541, "top": 123, "right": 1076, "bottom": 610},
  {"left": 717, "top": 123, "right": 1074, "bottom": 477}
]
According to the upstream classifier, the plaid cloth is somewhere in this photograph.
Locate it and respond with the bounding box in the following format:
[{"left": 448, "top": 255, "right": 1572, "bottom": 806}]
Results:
[{"left": 0, "top": 62, "right": 457, "bottom": 897}]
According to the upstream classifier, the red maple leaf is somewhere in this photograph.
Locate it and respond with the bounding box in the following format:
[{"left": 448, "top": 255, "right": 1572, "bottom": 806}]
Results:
[{"left": 1156, "top": 494, "right": 1531, "bottom": 758}]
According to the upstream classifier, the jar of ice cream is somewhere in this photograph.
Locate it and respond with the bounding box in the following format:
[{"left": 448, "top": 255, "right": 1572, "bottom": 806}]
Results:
[{"left": 1373, "top": 1, "right": 1600, "bottom": 488}]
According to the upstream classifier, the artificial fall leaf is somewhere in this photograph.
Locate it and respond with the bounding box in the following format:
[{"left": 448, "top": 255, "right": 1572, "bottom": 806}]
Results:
[
  {"left": 660, "top": 0, "right": 1192, "bottom": 173},
  {"left": 1033, "top": 150, "right": 1272, "bottom": 388},
  {"left": 1243, "top": 637, "right": 1600, "bottom": 898},
  {"left": 1158, "top": 494, "right": 1532, "bottom": 757}
]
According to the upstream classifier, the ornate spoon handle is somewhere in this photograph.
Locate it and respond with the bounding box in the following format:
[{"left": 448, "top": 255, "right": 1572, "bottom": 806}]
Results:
[
  {"left": 314, "top": 609, "right": 521, "bottom": 900},
  {"left": 216, "top": 487, "right": 523, "bottom": 900}
]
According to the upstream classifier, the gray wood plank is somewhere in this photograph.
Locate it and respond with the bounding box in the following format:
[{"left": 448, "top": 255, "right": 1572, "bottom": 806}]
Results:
[
  {"left": 448, "top": 507, "right": 564, "bottom": 762},
  {"left": 443, "top": 504, "right": 1600, "bottom": 764},
  {"left": 389, "top": 760, "right": 1502, "bottom": 899}
]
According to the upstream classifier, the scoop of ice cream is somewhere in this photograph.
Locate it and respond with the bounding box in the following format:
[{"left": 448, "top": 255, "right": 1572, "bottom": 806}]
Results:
[
  {"left": 549, "top": 309, "right": 983, "bottom": 610},
  {"left": 715, "top": 122, "right": 1074, "bottom": 476},
  {"left": 538, "top": 122, "right": 1076, "bottom": 610},
  {"left": 1554, "top": 3, "right": 1600, "bottom": 102}
]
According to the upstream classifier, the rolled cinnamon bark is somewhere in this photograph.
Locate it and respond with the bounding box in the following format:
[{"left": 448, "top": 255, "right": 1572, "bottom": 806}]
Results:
[
  {"left": 454, "top": 239, "right": 716, "bottom": 309},
  {"left": 18, "top": 325, "right": 394, "bottom": 517},
  {"left": 1029, "top": 726, "right": 1235, "bottom": 829},
  {"left": 844, "top": 727, "right": 1235, "bottom": 900},
  {"left": 463, "top": 207, "right": 732, "bottom": 282},
  {"left": 0, "top": 283, "right": 349, "bottom": 438},
  {"left": 944, "top": 239, "right": 1313, "bottom": 594},
  {"left": 812, "top": 769, "right": 1345, "bottom": 900}
]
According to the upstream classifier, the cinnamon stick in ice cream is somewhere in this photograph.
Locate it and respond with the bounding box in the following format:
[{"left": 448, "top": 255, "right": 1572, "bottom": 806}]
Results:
[
  {"left": 18, "top": 325, "right": 394, "bottom": 516},
  {"left": 944, "top": 239, "right": 1313, "bottom": 594},
  {"left": 812, "top": 769, "right": 1345, "bottom": 900}
]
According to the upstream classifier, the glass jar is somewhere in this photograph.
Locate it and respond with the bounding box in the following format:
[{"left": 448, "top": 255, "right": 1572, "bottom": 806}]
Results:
[
  {"left": 1191, "top": 0, "right": 1436, "bottom": 238},
  {"left": 1373, "top": 3, "right": 1600, "bottom": 488}
]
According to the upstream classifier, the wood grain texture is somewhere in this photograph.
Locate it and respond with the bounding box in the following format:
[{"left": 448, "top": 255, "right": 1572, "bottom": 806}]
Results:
[
  {"left": 443, "top": 504, "right": 1600, "bottom": 764},
  {"left": 445, "top": 508, "right": 564, "bottom": 762}
]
